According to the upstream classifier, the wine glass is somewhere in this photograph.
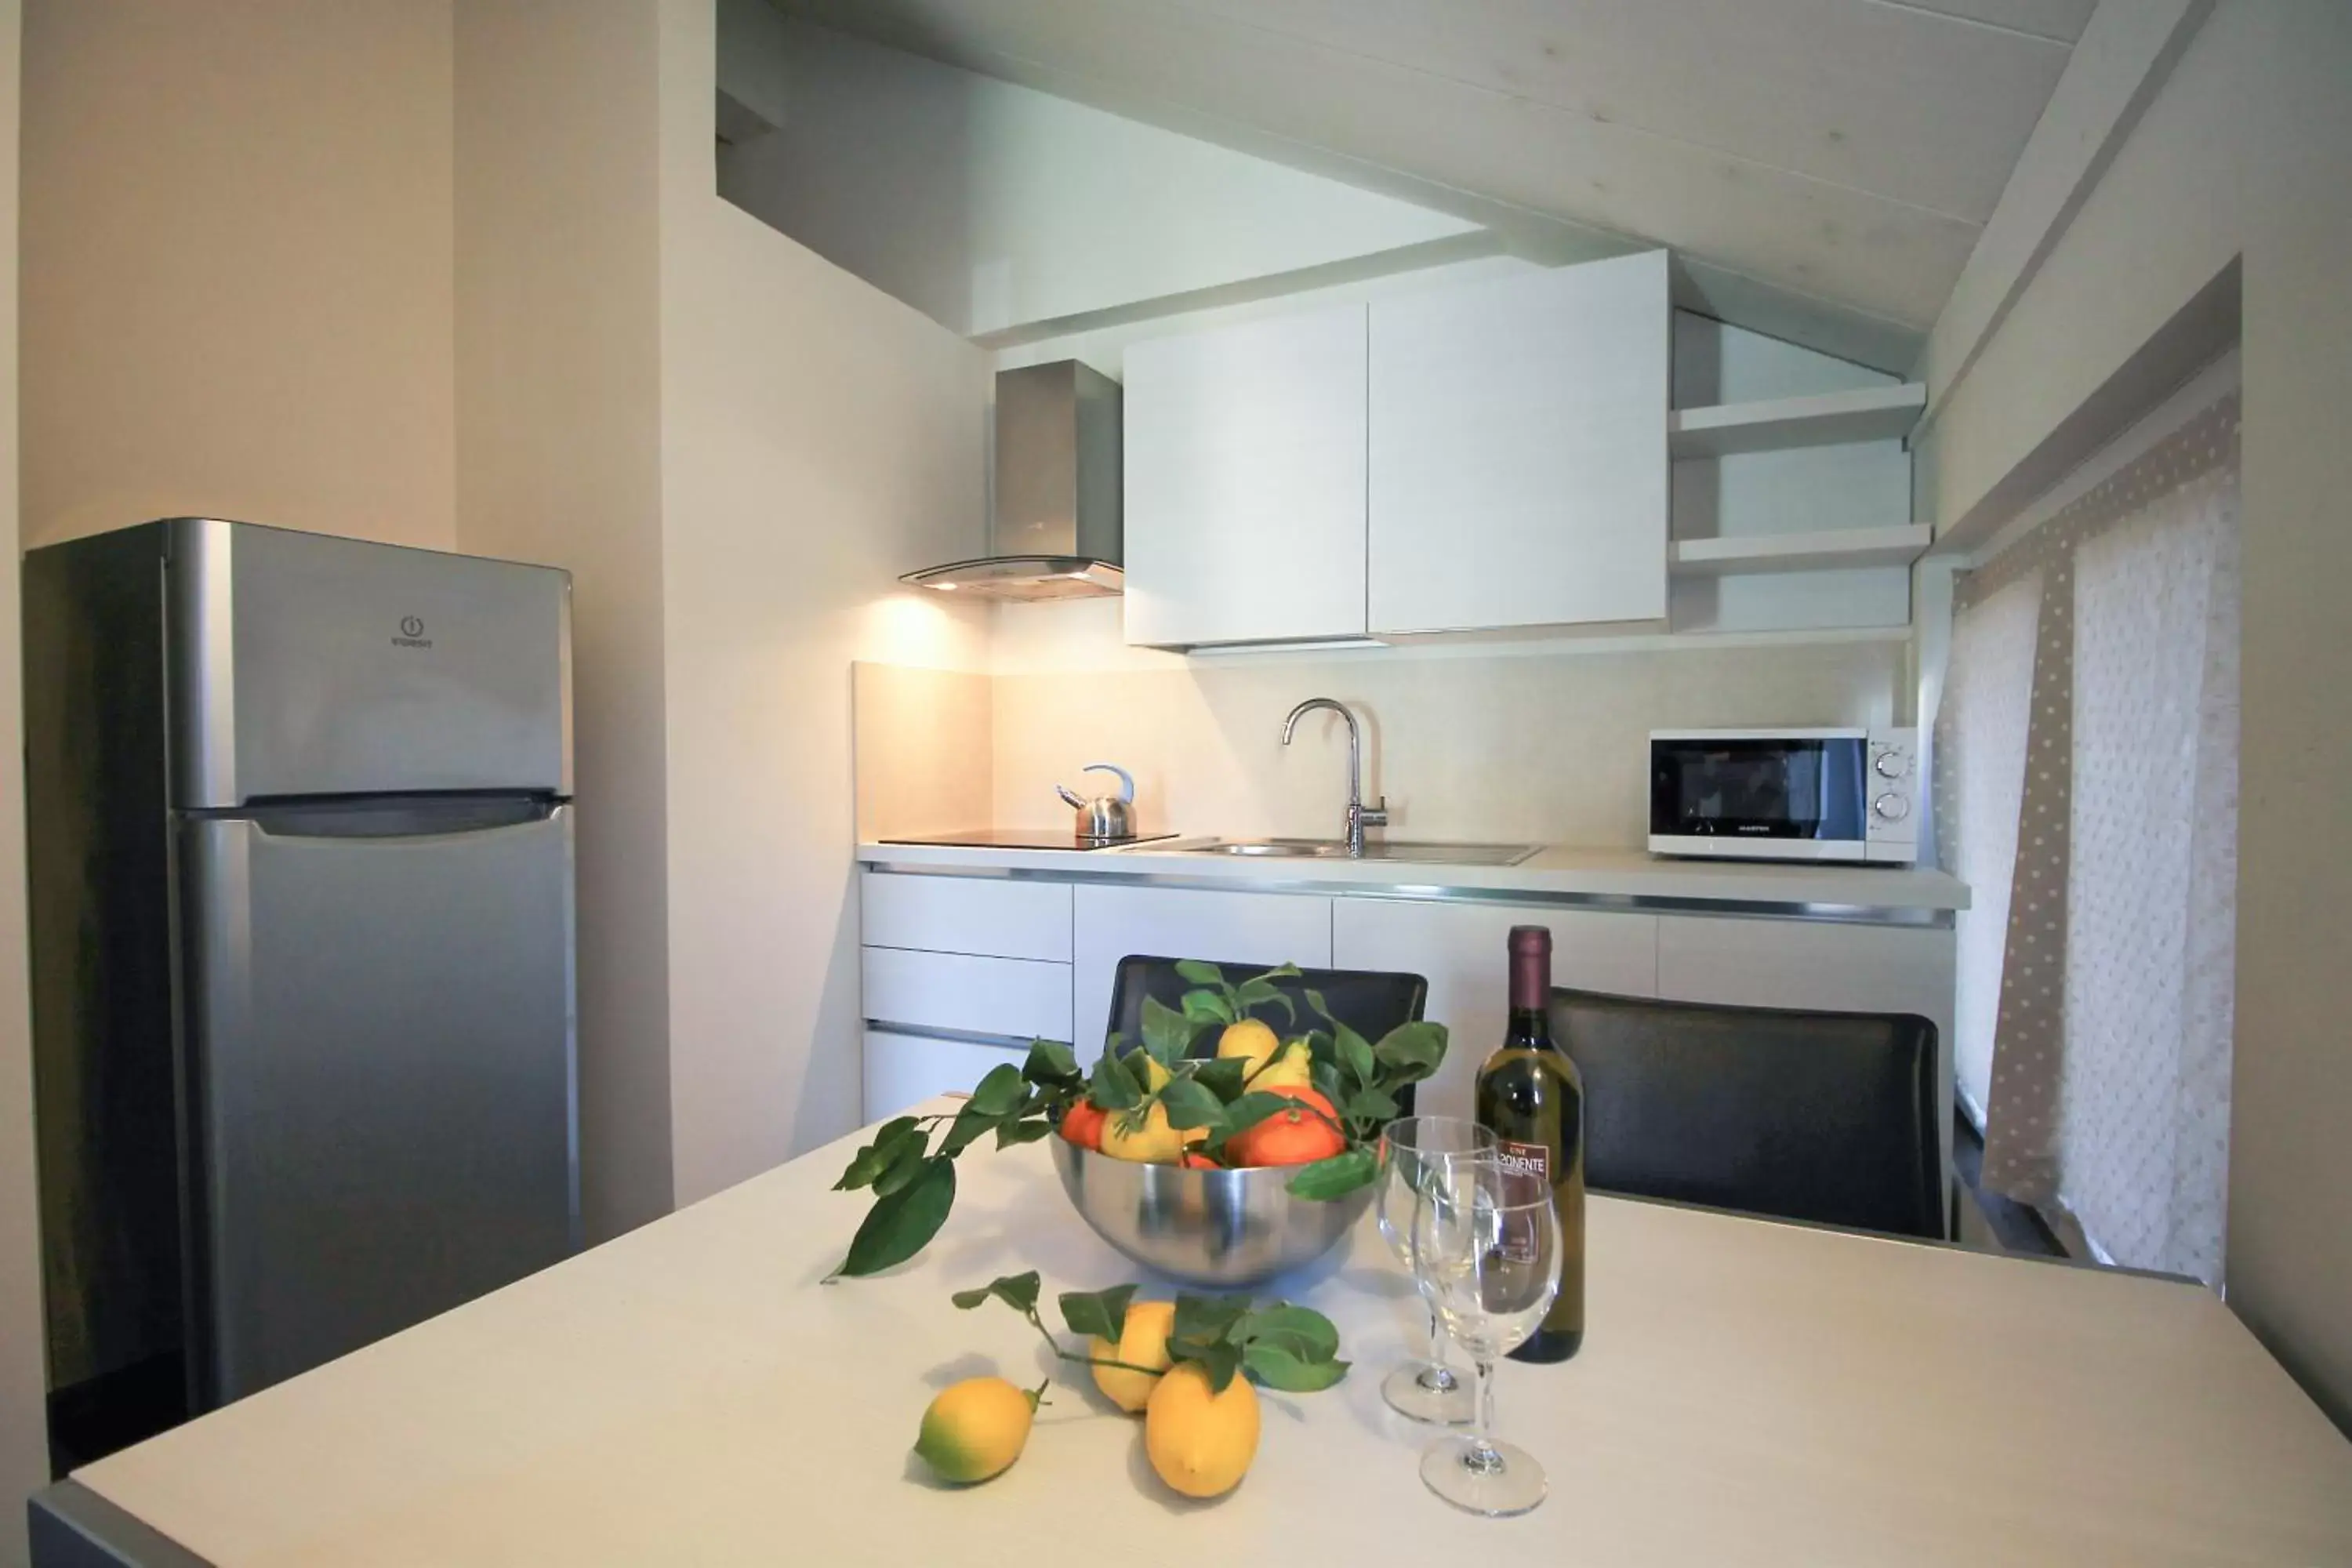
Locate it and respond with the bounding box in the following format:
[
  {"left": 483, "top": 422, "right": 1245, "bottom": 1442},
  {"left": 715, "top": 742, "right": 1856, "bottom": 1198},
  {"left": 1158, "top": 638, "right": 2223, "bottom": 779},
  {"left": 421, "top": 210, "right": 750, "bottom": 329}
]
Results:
[
  {"left": 1374, "top": 1116, "right": 1497, "bottom": 1425},
  {"left": 1410, "top": 1152, "right": 1563, "bottom": 1516}
]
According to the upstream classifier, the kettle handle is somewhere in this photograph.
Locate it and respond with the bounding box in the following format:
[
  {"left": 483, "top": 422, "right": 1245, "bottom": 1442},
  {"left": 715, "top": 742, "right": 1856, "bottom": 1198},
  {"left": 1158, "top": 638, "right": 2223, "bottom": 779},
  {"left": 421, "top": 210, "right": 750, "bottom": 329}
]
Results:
[{"left": 1083, "top": 763, "right": 1134, "bottom": 804}]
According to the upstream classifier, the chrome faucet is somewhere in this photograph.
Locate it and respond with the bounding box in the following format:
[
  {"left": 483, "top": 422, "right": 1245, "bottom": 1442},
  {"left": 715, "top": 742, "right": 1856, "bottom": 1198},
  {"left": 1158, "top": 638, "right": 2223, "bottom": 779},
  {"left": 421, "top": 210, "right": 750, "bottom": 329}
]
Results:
[{"left": 1281, "top": 698, "right": 1388, "bottom": 855}]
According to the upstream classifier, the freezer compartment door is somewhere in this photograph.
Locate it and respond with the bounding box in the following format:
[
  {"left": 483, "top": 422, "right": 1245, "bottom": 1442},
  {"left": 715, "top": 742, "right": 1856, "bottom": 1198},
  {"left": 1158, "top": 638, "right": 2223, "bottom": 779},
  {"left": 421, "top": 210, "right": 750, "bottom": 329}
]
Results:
[
  {"left": 169, "top": 519, "right": 571, "bottom": 806},
  {"left": 179, "top": 802, "right": 578, "bottom": 1404}
]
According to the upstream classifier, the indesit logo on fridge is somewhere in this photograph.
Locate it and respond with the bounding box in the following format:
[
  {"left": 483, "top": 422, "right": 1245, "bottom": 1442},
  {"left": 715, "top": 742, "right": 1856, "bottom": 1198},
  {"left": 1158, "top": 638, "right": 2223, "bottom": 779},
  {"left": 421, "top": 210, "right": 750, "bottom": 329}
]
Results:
[{"left": 393, "top": 615, "right": 433, "bottom": 649}]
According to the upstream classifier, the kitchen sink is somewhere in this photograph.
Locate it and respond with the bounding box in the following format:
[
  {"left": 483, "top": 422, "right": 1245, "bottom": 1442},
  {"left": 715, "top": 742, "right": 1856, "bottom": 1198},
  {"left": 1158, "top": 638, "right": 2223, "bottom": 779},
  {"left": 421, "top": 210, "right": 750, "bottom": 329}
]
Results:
[{"left": 1180, "top": 838, "right": 1540, "bottom": 867}]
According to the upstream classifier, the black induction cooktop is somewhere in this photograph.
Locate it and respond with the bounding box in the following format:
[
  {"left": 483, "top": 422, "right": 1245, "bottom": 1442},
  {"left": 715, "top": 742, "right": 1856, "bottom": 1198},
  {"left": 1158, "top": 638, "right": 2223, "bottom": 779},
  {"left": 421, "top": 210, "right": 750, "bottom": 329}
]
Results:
[{"left": 877, "top": 829, "right": 1179, "bottom": 851}]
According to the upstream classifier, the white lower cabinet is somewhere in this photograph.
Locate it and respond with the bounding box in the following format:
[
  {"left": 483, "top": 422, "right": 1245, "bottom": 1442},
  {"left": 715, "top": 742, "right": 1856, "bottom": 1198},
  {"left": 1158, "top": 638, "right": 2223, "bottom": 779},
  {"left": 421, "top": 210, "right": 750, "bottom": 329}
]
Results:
[
  {"left": 862, "top": 1028, "right": 1029, "bottom": 1123},
  {"left": 1333, "top": 898, "right": 1659, "bottom": 1123},
  {"left": 1071, "top": 884, "right": 1333, "bottom": 1063},
  {"left": 859, "top": 947, "right": 1073, "bottom": 1042}
]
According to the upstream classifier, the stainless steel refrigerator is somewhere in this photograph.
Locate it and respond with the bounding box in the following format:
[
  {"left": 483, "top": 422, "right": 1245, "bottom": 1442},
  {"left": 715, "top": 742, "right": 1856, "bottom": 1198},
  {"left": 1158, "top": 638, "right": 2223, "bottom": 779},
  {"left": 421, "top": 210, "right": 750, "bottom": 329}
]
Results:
[{"left": 24, "top": 518, "right": 579, "bottom": 1469}]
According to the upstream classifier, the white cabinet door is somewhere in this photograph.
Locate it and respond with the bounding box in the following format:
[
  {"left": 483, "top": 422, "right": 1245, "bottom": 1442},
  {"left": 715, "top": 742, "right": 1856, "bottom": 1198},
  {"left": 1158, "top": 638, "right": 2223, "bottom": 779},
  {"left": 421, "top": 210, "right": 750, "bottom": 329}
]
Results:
[
  {"left": 1334, "top": 898, "right": 1658, "bottom": 1123},
  {"left": 1368, "top": 251, "right": 1669, "bottom": 633},
  {"left": 1071, "top": 885, "right": 1333, "bottom": 1062},
  {"left": 860, "top": 949, "right": 1074, "bottom": 1043},
  {"left": 862, "top": 1028, "right": 1027, "bottom": 1123},
  {"left": 1123, "top": 304, "right": 1369, "bottom": 648}
]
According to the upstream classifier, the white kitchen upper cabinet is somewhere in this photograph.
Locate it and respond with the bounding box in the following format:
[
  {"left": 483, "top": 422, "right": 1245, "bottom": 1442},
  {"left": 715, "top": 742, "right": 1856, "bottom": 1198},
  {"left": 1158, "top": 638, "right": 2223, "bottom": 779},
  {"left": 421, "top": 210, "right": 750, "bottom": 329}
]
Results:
[
  {"left": 1122, "top": 304, "right": 1370, "bottom": 648},
  {"left": 1071, "top": 884, "right": 1333, "bottom": 1062},
  {"left": 1333, "top": 898, "right": 1658, "bottom": 1123},
  {"left": 1367, "top": 252, "right": 1670, "bottom": 634}
]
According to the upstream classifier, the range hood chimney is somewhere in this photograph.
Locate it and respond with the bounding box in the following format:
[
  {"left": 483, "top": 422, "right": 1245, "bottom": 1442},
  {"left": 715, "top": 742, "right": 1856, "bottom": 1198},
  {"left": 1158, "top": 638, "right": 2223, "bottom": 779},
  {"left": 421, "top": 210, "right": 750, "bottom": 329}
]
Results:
[{"left": 902, "top": 361, "right": 1123, "bottom": 600}]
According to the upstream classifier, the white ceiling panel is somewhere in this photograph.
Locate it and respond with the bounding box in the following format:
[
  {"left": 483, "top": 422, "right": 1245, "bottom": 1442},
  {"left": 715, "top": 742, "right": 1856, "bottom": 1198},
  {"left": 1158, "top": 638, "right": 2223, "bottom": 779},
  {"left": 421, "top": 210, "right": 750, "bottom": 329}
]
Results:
[
  {"left": 1893, "top": 1, "right": 2099, "bottom": 45},
  {"left": 1157, "top": 0, "right": 2068, "bottom": 220},
  {"left": 779, "top": 0, "right": 2081, "bottom": 352}
]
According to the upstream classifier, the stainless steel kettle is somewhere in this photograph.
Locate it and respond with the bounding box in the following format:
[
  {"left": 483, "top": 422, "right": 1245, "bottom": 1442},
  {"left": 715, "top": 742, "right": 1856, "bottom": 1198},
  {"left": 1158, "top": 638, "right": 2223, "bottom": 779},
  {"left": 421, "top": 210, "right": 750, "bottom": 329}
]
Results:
[{"left": 1056, "top": 763, "right": 1136, "bottom": 841}]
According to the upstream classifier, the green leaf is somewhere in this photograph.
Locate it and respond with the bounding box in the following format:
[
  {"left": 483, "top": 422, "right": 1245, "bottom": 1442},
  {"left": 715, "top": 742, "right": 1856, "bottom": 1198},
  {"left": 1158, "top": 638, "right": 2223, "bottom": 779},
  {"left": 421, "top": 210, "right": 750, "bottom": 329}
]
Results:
[
  {"left": 1140, "top": 996, "right": 1200, "bottom": 1062},
  {"left": 938, "top": 1102, "right": 1003, "bottom": 1157},
  {"left": 1021, "top": 1040, "right": 1082, "bottom": 1087},
  {"left": 1187, "top": 1057, "right": 1249, "bottom": 1103},
  {"left": 872, "top": 1129, "right": 935, "bottom": 1196},
  {"left": 1207, "top": 1091, "right": 1293, "bottom": 1149},
  {"left": 1309, "top": 1060, "right": 1346, "bottom": 1109},
  {"left": 1058, "top": 1283, "right": 1140, "bottom": 1343},
  {"left": 993, "top": 1117, "right": 1055, "bottom": 1149},
  {"left": 1334, "top": 1025, "right": 1377, "bottom": 1091},
  {"left": 1242, "top": 1341, "right": 1349, "bottom": 1392},
  {"left": 968, "top": 1062, "right": 1026, "bottom": 1117},
  {"left": 1089, "top": 1047, "right": 1142, "bottom": 1111},
  {"left": 1173, "top": 959, "right": 1226, "bottom": 989},
  {"left": 833, "top": 1156, "right": 956, "bottom": 1277},
  {"left": 1172, "top": 1292, "right": 1251, "bottom": 1346},
  {"left": 1156, "top": 1076, "right": 1227, "bottom": 1131},
  {"left": 1180, "top": 989, "right": 1236, "bottom": 1027},
  {"left": 1232, "top": 976, "right": 1298, "bottom": 1025},
  {"left": 1285, "top": 1147, "right": 1378, "bottom": 1202},
  {"left": 1341, "top": 1087, "right": 1400, "bottom": 1126},
  {"left": 1169, "top": 1336, "right": 1243, "bottom": 1394},
  {"left": 1232, "top": 1304, "right": 1341, "bottom": 1362},
  {"left": 1371, "top": 1021, "right": 1447, "bottom": 1078},
  {"left": 951, "top": 1270, "right": 1042, "bottom": 1313},
  {"left": 832, "top": 1116, "right": 923, "bottom": 1192}
]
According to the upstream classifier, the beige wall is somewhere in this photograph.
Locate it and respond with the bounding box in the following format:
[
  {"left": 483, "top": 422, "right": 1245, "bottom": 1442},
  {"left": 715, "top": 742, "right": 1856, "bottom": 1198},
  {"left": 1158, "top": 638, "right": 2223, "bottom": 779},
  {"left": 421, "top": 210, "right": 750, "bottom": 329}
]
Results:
[
  {"left": 454, "top": 2, "right": 673, "bottom": 1242},
  {"left": 656, "top": 0, "right": 993, "bottom": 1205},
  {"left": 1914, "top": 0, "right": 2352, "bottom": 1428},
  {"left": 0, "top": 2, "right": 42, "bottom": 1553},
  {"left": 985, "top": 598, "right": 1905, "bottom": 847},
  {"left": 20, "top": 0, "right": 455, "bottom": 550}
]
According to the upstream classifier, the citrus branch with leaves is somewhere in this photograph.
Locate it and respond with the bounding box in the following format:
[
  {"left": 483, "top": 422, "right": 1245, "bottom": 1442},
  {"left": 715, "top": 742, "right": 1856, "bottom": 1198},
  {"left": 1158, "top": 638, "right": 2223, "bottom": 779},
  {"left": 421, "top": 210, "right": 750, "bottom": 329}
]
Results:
[
  {"left": 952, "top": 1271, "right": 1348, "bottom": 1396},
  {"left": 829, "top": 962, "right": 1446, "bottom": 1279}
]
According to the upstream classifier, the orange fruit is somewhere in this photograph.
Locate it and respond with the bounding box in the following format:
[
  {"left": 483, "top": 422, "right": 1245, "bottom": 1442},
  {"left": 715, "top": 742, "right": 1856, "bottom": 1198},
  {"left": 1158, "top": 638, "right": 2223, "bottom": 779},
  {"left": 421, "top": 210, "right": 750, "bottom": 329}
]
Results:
[
  {"left": 1227, "top": 1087, "right": 1346, "bottom": 1168},
  {"left": 1059, "top": 1100, "right": 1108, "bottom": 1150}
]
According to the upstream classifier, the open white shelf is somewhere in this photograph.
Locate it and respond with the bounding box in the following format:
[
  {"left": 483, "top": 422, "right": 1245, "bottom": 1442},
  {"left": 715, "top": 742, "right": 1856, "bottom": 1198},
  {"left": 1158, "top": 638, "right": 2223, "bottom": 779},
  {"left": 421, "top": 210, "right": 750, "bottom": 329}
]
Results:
[
  {"left": 1668, "top": 523, "right": 1934, "bottom": 578},
  {"left": 1669, "top": 382, "right": 1927, "bottom": 458}
]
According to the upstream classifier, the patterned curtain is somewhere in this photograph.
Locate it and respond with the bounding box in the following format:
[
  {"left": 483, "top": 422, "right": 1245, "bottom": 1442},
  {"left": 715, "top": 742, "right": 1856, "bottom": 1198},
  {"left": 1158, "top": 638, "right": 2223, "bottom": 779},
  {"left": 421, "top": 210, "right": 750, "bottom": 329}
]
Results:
[{"left": 1933, "top": 394, "right": 2241, "bottom": 1283}]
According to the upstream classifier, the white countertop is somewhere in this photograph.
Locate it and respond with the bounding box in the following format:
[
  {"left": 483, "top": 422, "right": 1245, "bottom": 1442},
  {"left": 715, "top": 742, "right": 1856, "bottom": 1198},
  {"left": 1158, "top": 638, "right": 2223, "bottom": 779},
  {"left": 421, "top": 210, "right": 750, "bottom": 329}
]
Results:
[
  {"left": 858, "top": 838, "right": 1972, "bottom": 912},
  {"left": 69, "top": 1100, "right": 2352, "bottom": 1566}
]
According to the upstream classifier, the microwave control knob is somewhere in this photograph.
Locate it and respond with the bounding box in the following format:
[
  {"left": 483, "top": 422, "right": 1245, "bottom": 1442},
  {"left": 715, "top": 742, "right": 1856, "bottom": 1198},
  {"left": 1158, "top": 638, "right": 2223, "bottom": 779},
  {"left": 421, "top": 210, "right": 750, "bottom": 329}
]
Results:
[
  {"left": 1872, "top": 791, "right": 1911, "bottom": 822},
  {"left": 1874, "top": 749, "right": 1908, "bottom": 779}
]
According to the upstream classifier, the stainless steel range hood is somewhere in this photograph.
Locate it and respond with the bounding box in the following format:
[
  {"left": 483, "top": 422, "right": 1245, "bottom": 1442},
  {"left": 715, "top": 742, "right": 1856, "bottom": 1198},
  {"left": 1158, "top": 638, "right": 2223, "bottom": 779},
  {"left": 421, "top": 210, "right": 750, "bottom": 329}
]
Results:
[{"left": 903, "top": 361, "right": 1123, "bottom": 601}]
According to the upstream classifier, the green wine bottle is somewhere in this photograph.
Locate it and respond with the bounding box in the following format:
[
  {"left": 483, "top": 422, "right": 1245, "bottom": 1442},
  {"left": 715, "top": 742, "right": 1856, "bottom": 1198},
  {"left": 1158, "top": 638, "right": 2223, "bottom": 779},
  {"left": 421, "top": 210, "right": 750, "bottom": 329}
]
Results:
[{"left": 1473, "top": 925, "right": 1586, "bottom": 1363}]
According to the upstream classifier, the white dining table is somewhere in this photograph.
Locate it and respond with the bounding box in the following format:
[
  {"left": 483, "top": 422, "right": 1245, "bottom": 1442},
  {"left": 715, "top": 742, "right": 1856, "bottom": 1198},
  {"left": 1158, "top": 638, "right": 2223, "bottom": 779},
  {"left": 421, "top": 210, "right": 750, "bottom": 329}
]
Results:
[{"left": 35, "top": 1096, "right": 2352, "bottom": 1566}]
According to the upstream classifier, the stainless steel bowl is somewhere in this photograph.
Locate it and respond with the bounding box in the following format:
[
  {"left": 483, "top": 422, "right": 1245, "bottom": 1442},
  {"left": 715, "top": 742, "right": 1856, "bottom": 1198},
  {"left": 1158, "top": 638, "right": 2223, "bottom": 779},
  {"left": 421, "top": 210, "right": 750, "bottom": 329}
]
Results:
[{"left": 1050, "top": 1138, "right": 1374, "bottom": 1287}]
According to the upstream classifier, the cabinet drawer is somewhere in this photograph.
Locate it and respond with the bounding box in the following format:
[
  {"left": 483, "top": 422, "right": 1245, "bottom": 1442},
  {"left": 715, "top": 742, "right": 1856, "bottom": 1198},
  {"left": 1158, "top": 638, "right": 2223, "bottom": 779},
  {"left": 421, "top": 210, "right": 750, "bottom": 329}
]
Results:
[
  {"left": 862, "top": 1029, "right": 1029, "bottom": 1123},
  {"left": 860, "top": 871, "right": 1073, "bottom": 961},
  {"left": 862, "top": 946, "right": 1074, "bottom": 1042}
]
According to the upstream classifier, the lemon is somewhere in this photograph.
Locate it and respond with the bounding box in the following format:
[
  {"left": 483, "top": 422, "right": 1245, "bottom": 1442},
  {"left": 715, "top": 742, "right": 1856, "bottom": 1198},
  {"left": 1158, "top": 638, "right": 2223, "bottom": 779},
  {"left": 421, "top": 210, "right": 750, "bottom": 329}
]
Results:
[
  {"left": 1144, "top": 1362, "right": 1261, "bottom": 1499},
  {"left": 1214, "top": 1018, "right": 1281, "bottom": 1077},
  {"left": 1098, "top": 1101, "right": 1202, "bottom": 1164},
  {"left": 1088, "top": 1298, "right": 1176, "bottom": 1413},
  {"left": 1248, "top": 1039, "right": 1316, "bottom": 1092},
  {"left": 1142, "top": 1054, "right": 1173, "bottom": 1093},
  {"left": 913, "top": 1376, "right": 1036, "bottom": 1485}
]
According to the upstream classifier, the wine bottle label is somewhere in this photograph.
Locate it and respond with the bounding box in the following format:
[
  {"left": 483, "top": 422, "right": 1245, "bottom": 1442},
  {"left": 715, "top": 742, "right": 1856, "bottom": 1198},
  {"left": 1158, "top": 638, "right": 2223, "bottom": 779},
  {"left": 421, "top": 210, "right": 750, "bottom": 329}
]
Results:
[
  {"left": 1494, "top": 1138, "right": 1551, "bottom": 1266},
  {"left": 1495, "top": 1138, "right": 1550, "bottom": 1185}
]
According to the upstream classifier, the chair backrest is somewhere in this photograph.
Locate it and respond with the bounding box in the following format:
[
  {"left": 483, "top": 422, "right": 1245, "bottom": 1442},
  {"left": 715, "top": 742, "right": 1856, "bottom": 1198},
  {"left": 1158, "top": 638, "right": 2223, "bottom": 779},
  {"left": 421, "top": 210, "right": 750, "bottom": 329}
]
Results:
[
  {"left": 1549, "top": 987, "right": 1944, "bottom": 1240},
  {"left": 1104, "top": 956, "right": 1429, "bottom": 1112}
]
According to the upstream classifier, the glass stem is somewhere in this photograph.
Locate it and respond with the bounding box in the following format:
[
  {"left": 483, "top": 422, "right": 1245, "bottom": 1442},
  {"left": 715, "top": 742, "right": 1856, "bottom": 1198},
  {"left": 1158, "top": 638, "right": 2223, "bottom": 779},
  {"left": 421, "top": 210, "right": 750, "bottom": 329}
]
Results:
[
  {"left": 1463, "top": 1356, "right": 1504, "bottom": 1475},
  {"left": 1416, "top": 1303, "right": 1458, "bottom": 1393}
]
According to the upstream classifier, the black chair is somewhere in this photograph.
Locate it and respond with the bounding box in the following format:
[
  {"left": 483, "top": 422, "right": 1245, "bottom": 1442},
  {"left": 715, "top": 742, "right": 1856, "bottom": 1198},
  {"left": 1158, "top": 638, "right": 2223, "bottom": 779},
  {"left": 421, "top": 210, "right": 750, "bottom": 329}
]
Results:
[
  {"left": 1549, "top": 988, "right": 1944, "bottom": 1240},
  {"left": 1104, "top": 956, "right": 1429, "bottom": 1112}
]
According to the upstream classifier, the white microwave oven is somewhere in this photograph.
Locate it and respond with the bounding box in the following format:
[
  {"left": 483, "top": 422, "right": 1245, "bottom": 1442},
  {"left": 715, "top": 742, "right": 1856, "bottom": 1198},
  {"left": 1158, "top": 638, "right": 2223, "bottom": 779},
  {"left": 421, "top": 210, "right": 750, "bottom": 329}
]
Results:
[{"left": 1648, "top": 728, "right": 1918, "bottom": 864}]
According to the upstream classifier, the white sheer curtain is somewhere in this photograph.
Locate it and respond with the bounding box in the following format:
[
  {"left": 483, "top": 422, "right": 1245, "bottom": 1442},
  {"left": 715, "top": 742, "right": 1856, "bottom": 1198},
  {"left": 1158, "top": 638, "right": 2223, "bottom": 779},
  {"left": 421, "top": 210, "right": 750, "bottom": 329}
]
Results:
[
  {"left": 1935, "top": 392, "right": 2240, "bottom": 1283},
  {"left": 2060, "top": 470, "right": 2240, "bottom": 1280},
  {"left": 1940, "top": 575, "right": 2042, "bottom": 1124}
]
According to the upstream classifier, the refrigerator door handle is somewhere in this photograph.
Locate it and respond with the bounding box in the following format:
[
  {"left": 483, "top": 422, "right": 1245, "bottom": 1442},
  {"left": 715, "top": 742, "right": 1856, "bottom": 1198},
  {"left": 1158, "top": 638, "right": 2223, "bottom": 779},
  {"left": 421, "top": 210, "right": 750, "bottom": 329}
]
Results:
[{"left": 234, "top": 796, "right": 564, "bottom": 841}]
